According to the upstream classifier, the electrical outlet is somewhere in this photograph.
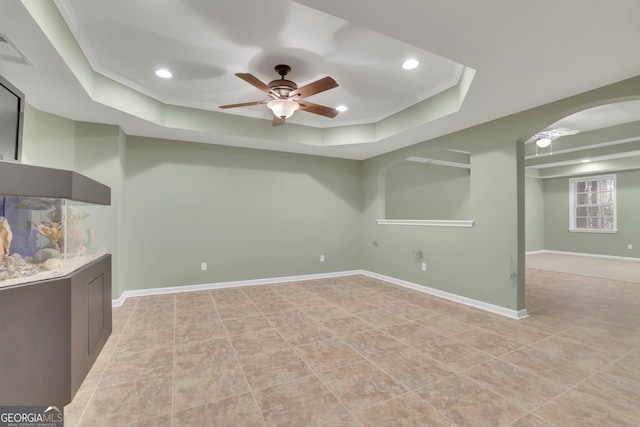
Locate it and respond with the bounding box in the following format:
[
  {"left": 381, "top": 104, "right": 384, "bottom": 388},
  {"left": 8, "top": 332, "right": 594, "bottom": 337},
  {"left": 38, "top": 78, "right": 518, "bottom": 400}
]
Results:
[
  {"left": 320, "top": 255, "right": 325, "bottom": 262},
  {"left": 628, "top": 244, "right": 633, "bottom": 250},
  {"left": 421, "top": 262, "right": 427, "bottom": 272},
  {"left": 201, "top": 262, "right": 207, "bottom": 271}
]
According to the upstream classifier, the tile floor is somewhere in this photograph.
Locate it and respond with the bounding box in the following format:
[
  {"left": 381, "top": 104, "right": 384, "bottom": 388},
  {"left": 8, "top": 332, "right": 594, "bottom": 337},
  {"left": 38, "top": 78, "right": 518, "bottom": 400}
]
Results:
[{"left": 65, "top": 270, "right": 640, "bottom": 426}]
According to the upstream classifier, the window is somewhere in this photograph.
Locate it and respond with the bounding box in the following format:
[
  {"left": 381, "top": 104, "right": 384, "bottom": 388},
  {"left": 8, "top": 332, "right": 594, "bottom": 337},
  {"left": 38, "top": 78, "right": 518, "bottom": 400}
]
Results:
[{"left": 569, "top": 174, "right": 617, "bottom": 232}]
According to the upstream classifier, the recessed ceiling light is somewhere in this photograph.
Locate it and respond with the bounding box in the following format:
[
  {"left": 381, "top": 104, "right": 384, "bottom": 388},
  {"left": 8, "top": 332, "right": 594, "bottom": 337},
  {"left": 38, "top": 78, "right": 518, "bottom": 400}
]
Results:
[
  {"left": 402, "top": 58, "right": 420, "bottom": 70},
  {"left": 581, "top": 159, "right": 591, "bottom": 163},
  {"left": 155, "top": 68, "right": 172, "bottom": 79},
  {"left": 336, "top": 105, "right": 348, "bottom": 112}
]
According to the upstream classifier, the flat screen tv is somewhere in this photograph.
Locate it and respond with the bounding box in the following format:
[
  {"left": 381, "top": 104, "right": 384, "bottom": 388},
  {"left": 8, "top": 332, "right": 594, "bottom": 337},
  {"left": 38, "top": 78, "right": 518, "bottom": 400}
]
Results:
[{"left": 0, "top": 74, "right": 24, "bottom": 162}]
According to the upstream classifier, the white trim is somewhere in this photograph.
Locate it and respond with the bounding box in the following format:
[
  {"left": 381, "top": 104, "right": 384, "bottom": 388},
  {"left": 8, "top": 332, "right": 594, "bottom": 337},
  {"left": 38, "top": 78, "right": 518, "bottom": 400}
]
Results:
[
  {"left": 568, "top": 229, "right": 617, "bottom": 234},
  {"left": 112, "top": 270, "right": 362, "bottom": 307},
  {"left": 525, "top": 250, "right": 547, "bottom": 255},
  {"left": 112, "top": 269, "right": 528, "bottom": 320},
  {"left": 405, "top": 156, "right": 470, "bottom": 169},
  {"left": 526, "top": 249, "right": 640, "bottom": 262},
  {"left": 376, "top": 219, "right": 474, "bottom": 227},
  {"left": 362, "top": 271, "right": 528, "bottom": 320}
]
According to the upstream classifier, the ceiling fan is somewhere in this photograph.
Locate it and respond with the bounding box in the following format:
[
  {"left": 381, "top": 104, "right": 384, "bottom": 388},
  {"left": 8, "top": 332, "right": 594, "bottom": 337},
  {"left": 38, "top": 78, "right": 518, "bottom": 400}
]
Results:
[
  {"left": 219, "top": 64, "right": 339, "bottom": 126},
  {"left": 529, "top": 127, "right": 580, "bottom": 148}
]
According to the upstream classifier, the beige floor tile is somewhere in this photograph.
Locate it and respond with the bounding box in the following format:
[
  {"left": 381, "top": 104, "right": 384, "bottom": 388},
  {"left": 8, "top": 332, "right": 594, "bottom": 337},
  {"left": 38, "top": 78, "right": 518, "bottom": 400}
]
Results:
[
  {"left": 380, "top": 320, "right": 445, "bottom": 346},
  {"left": 254, "top": 375, "right": 349, "bottom": 427},
  {"left": 416, "top": 337, "right": 494, "bottom": 372},
  {"left": 534, "top": 389, "right": 638, "bottom": 427},
  {"left": 212, "top": 292, "right": 254, "bottom": 307},
  {"left": 499, "top": 347, "right": 593, "bottom": 388},
  {"left": 558, "top": 324, "right": 640, "bottom": 357},
  {"left": 253, "top": 298, "right": 298, "bottom": 314},
  {"left": 302, "top": 304, "right": 351, "bottom": 321},
  {"left": 64, "top": 389, "right": 92, "bottom": 427},
  {"left": 222, "top": 315, "right": 273, "bottom": 336},
  {"left": 78, "top": 373, "right": 172, "bottom": 427},
  {"left": 264, "top": 309, "right": 312, "bottom": 328},
  {"left": 239, "top": 347, "right": 313, "bottom": 390},
  {"left": 354, "top": 392, "right": 456, "bottom": 427},
  {"left": 229, "top": 327, "right": 290, "bottom": 359},
  {"left": 172, "top": 360, "right": 250, "bottom": 412},
  {"left": 602, "top": 353, "right": 640, "bottom": 380},
  {"left": 64, "top": 268, "right": 640, "bottom": 426},
  {"left": 99, "top": 347, "right": 173, "bottom": 388},
  {"left": 528, "top": 334, "right": 617, "bottom": 371},
  {"left": 372, "top": 347, "right": 453, "bottom": 390},
  {"left": 415, "top": 374, "right": 527, "bottom": 427},
  {"left": 175, "top": 309, "right": 220, "bottom": 327},
  {"left": 481, "top": 320, "right": 551, "bottom": 346},
  {"left": 321, "top": 315, "right": 375, "bottom": 336},
  {"left": 172, "top": 393, "right": 265, "bottom": 427},
  {"left": 384, "top": 302, "right": 435, "bottom": 320},
  {"left": 446, "top": 306, "right": 504, "bottom": 327},
  {"left": 174, "top": 337, "right": 236, "bottom": 370},
  {"left": 274, "top": 321, "right": 335, "bottom": 346},
  {"left": 463, "top": 359, "right": 567, "bottom": 410},
  {"left": 115, "top": 327, "right": 174, "bottom": 355},
  {"left": 216, "top": 303, "right": 262, "bottom": 319},
  {"left": 318, "top": 360, "right": 407, "bottom": 411},
  {"left": 175, "top": 320, "right": 227, "bottom": 343},
  {"left": 123, "top": 414, "right": 172, "bottom": 427},
  {"left": 571, "top": 372, "right": 640, "bottom": 420},
  {"left": 453, "top": 329, "right": 523, "bottom": 356},
  {"left": 421, "top": 314, "right": 474, "bottom": 336},
  {"left": 175, "top": 299, "right": 216, "bottom": 314},
  {"left": 509, "top": 413, "right": 555, "bottom": 427},
  {"left": 356, "top": 309, "right": 407, "bottom": 328},
  {"left": 341, "top": 329, "right": 408, "bottom": 358},
  {"left": 295, "top": 338, "right": 364, "bottom": 372}
]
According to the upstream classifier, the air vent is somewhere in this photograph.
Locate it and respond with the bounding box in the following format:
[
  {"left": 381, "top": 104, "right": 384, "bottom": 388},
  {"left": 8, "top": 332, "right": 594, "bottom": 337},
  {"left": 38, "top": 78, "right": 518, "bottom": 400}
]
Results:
[{"left": 0, "top": 34, "right": 31, "bottom": 65}]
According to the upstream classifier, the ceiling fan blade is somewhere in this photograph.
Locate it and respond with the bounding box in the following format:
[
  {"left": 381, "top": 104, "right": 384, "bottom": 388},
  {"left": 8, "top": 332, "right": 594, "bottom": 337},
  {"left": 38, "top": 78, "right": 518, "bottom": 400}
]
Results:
[
  {"left": 219, "top": 100, "right": 269, "bottom": 109},
  {"left": 272, "top": 115, "right": 285, "bottom": 127},
  {"left": 235, "top": 73, "right": 276, "bottom": 97},
  {"left": 290, "top": 76, "right": 338, "bottom": 99},
  {"left": 298, "top": 101, "right": 339, "bottom": 118}
]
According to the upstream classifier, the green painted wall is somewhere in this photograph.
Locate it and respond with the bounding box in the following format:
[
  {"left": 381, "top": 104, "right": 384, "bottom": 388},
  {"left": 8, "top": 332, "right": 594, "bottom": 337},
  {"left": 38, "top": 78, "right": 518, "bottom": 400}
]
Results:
[
  {"left": 385, "top": 161, "right": 471, "bottom": 220},
  {"left": 16, "top": 75, "right": 640, "bottom": 311},
  {"left": 74, "top": 122, "right": 127, "bottom": 297},
  {"left": 21, "top": 105, "right": 75, "bottom": 169},
  {"left": 361, "top": 122, "right": 523, "bottom": 310},
  {"left": 544, "top": 169, "right": 640, "bottom": 258},
  {"left": 120, "top": 136, "right": 362, "bottom": 291},
  {"left": 525, "top": 177, "right": 545, "bottom": 252}
]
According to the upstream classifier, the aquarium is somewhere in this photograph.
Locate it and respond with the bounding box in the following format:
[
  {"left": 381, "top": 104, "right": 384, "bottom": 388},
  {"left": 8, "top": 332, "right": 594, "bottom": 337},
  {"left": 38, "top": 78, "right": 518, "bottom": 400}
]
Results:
[{"left": 0, "top": 196, "right": 108, "bottom": 288}]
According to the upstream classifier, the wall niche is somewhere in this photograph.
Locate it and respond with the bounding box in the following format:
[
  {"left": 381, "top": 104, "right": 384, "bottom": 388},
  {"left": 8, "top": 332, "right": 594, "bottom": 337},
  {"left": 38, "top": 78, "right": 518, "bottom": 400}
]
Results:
[{"left": 384, "top": 149, "right": 471, "bottom": 220}]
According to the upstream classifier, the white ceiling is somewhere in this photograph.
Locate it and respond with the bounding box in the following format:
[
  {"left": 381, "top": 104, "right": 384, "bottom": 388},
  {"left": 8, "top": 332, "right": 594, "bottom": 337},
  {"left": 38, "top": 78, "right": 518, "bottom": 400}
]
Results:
[{"left": 1, "top": 0, "right": 640, "bottom": 160}]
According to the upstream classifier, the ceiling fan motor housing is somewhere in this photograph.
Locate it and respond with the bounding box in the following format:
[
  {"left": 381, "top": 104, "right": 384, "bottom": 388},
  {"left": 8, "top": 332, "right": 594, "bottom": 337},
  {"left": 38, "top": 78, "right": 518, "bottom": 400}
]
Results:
[{"left": 268, "top": 79, "right": 297, "bottom": 98}]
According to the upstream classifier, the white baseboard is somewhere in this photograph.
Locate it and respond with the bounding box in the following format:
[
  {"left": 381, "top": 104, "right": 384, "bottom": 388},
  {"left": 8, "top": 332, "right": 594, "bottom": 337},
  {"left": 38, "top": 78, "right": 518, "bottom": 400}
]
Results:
[
  {"left": 361, "top": 271, "right": 527, "bottom": 320},
  {"left": 112, "top": 269, "right": 528, "bottom": 320},
  {"left": 112, "top": 270, "right": 363, "bottom": 307},
  {"left": 527, "top": 249, "right": 640, "bottom": 262}
]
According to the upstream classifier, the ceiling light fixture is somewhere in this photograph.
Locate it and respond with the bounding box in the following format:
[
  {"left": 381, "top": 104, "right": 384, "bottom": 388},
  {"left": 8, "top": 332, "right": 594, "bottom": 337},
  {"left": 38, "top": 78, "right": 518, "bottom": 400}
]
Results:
[
  {"left": 267, "top": 99, "right": 299, "bottom": 119},
  {"left": 581, "top": 159, "right": 591, "bottom": 163},
  {"left": 155, "top": 68, "right": 172, "bottom": 79},
  {"left": 336, "top": 105, "right": 348, "bottom": 112},
  {"left": 536, "top": 137, "right": 552, "bottom": 148},
  {"left": 402, "top": 58, "right": 420, "bottom": 70}
]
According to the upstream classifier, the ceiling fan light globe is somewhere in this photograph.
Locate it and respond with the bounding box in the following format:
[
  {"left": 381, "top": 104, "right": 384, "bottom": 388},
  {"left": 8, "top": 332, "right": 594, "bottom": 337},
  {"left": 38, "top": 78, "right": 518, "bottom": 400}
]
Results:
[
  {"left": 536, "top": 137, "right": 552, "bottom": 148},
  {"left": 267, "top": 99, "right": 299, "bottom": 119}
]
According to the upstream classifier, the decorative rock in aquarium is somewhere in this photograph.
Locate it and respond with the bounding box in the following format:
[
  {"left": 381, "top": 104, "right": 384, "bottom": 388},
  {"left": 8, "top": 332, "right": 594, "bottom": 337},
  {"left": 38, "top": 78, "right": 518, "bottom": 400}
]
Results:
[
  {"left": 0, "top": 216, "right": 12, "bottom": 256},
  {"left": 32, "top": 248, "right": 62, "bottom": 264}
]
